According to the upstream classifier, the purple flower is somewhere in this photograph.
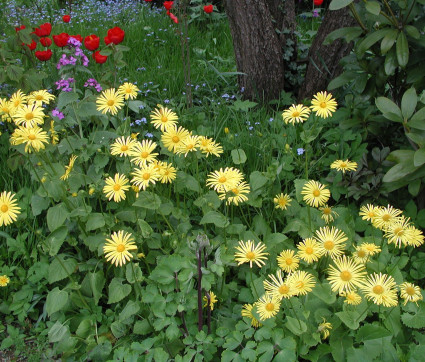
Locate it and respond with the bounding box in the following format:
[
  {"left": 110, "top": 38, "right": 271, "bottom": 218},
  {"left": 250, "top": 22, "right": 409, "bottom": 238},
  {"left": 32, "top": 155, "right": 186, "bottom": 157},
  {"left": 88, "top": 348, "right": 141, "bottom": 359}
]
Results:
[
  {"left": 297, "top": 148, "right": 305, "bottom": 155},
  {"left": 56, "top": 77, "right": 75, "bottom": 92},
  {"left": 52, "top": 108, "right": 65, "bottom": 120},
  {"left": 313, "top": 9, "right": 319, "bottom": 18},
  {"left": 84, "top": 78, "right": 102, "bottom": 92}
]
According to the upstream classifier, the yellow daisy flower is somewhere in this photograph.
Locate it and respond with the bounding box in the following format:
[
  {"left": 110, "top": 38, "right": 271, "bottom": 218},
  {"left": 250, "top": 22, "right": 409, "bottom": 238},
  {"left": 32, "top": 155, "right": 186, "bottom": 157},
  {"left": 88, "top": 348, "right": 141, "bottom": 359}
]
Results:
[
  {"left": 241, "top": 304, "right": 262, "bottom": 328},
  {"left": 150, "top": 105, "right": 178, "bottom": 132},
  {"left": 103, "top": 173, "right": 130, "bottom": 202},
  {"left": 0, "top": 191, "right": 21, "bottom": 227},
  {"left": 203, "top": 291, "right": 218, "bottom": 311},
  {"left": 255, "top": 294, "right": 281, "bottom": 320},
  {"left": 0, "top": 275, "right": 10, "bottom": 287},
  {"left": 60, "top": 155, "right": 78, "bottom": 181},
  {"left": 0, "top": 98, "right": 15, "bottom": 122},
  {"left": 131, "top": 163, "right": 160, "bottom": 190},
  {"left": 327, "top": 255, "right": 367, "bottom": 293},
  {"left": 384, "top": 216, "right": 412, "bottom": 248},
  {"left": 360, "top": 242, "right": 381, "bottom": 255},
  {"left": 13, "top": 103, "right": 45, "bottom": 128},
  {"left": 110, "top": 136, "right": 138, "bottom": 157},
  {"left": 263, "top": 270, "right": 295, "bottom": 300},
  {"left": 315, "top": 226, "right": 347, "bottom": 259},
  {"left": 103, "top": 230, "right": 137, "bottom": 267},
  {"left": 372, "top": 205, "right": 403, "bottom": 231},
  {"left": 154, "top": 161, "right": 177, "bottom": 184},
  {"left": 117, "top": 82, "right": 139, "bottom": 100},
  {"left": 161, "top": 125, "right": 190, "bottom": 153},
  {"left": 310, "top": 91, "right": 337, "bottom": 119},
  {"left": 234, "top": 240, "right": 268, "bottom": 268},
  {"left": 287, "top": 270, "right": 316, "bottom": 296},
  {"left": 360, "top": 272, "right": 398, "bottom": 307},
  {"left": 319, "top": 204, "right": 338, "bottom": 224},
  {"left": 27, "top": 90, "right": 55, "bottom": 105},
  {"left": 175, "top": 135, "right": 200, "bottom": 157},
  {"left": 218, "top": 181, "right": 250, "bottom": 206},
  {"left": 399, "top": 282, "right": 423, "bottom": 306},
  {"left": 273, "top": 193, "right": 292, "bottom": 210},
  {"left": 359, "top": 204, "right": 379, "bottom": 222},
  {"left": 206, "top": 167, "right": 244, "bottom": 193},
  {"left": 9, "top": 89, "right": 27, "bottom": 111},
  {"left": 405, "top": 225, "right": 425, "bottom": 247},
  {"left": 301, "top": 180, "right": 330, "bottom": 208},
  {"left": 282, "top": 104, "right": 311, "bottom": 125},
  {"left": 352, "top": 245, "right": 369, "bottom": 264},
  {"left": 10, "top": 126, "right": 49, "bottom": 153},
  {"left": 340, "top": 290, "right": 362, "bottom": 305},
  {"left": 317, "top": 318, "right": 332, "bottom": 339},
  {"left": 277, "top": 249, "right": 300, "bottom": 273},
  {"left": 198, "top": 136, "right": 223, "bottom": 157},
  {"left": 96, "top": 88, "right": 125, "bottom": 115},
  {"left": 130, "top": 139, "right": 158, "bottom": 166},
  {"left": 330, "top": 159, "right": 357, "bottom": 173},
  {"left": 297, "top": 238, "right": 323, "bottom": 263}
]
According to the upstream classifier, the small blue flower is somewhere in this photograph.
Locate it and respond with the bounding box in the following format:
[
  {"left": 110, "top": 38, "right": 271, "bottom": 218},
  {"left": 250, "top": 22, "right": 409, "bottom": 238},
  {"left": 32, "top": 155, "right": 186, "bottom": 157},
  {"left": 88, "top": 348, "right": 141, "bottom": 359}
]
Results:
[
  {"left": 145, "top": 132, "right": 153, "bottom": 138},
  {"left": 297, "top": 148, "right": 305, "bottom": 155}
]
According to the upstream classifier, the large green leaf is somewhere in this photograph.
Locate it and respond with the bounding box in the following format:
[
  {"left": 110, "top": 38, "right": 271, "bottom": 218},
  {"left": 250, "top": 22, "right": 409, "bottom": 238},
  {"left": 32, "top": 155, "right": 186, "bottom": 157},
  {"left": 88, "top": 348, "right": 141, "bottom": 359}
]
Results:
[
  {"left": 285, "top": 316, "right": 307, "bottom": 335},
  {"left": 408, "top": 107, "right": 425, "bottom": 130},
  {"left": 133, "top": 191, "right": 161, "bottom": 209},
  {"left": 231, "top": 149, "right": 247, "bottom": 165},
  {"left": 119, "top": 300, "right": 140, "bottom": 322},
  {"left": 324, "top": 27, "right": 363, "bottom": 45},
  {"left": 88, "top": 271, "right": 105, "bottom": 305},
  {"left": 383, "top": 159, "right": 418, "bottom": 183},
  {"left": 384, "top": 48, "right": 397, "bottom": 75},
  {"left": 375, "top": 97, "right": 402, "bottom": 123},
  {"left": 365, "top": 1, "right": 381, "bottom": 15},
  {"left": 396, "top": 31, "right": 409, "bottom": 67},
  {"left": 380, "top": 29, "right": 398, "bottom": 54},
  {"left": 107, "top": 278, "right": 131, "bottom": 304},
  {"left": 48, "top": 255, "right": 77, "bottom": 284},
  {"left": 47, "top": 203, "right": 69, "bottom": 232},
  {"left": 329, "top": 0, "right": 354, "bottom": 10},
  {"left": 414, "top": 148, "right": 425, "bottom": 167},
  {"left": 200, "top": 211, "right": 229, "bottom": 228},
  {"left": 85, "top": 213, "right": 105, "bottom": 232},
  {"left": 46, "top": 287, "right": 68, "bottom": 316},
  {"left": 355, "top": 324, "right": 392, "bottom": 342},
  {"left": 45, "top": 226, "right": 68, "bottom": 256},
  {"left": 357, "top": 29, "right": 392, "bottom": 57},
  {"left": 401, "top": 87, "right": 417, "bottom": 120}
]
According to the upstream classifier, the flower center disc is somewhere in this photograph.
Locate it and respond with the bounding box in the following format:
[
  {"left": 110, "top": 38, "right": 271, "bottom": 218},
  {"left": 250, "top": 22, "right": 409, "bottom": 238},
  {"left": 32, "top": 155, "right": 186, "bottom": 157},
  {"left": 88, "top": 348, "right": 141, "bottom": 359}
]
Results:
[
  {"left": 121, "top": 145, "right": 128, "bottom": 151},
  {"left": 25, "top": 112, "right": 34, "bottom": 120},
  {"left": 320, "top": 102, "right": 326, "bottom": 108},
  {"left": 324, "top": 241, "right": 335, "bottom": 250},
  {"left": 292, "top": 111, "right": 300, "bottom": 117},
  {"left": 357, "top": 250, "right": 366, "bottom": 258},
  {"left": 305, "top": 246, "right": 313, "bottom": 255},
  {"left": 232, "top": 188, "right": 239, "bottom": 195},
  {"left": 116, "top": 244, "right": 125, "bottom": 252},
  {"left": 285, "top": 258, "right": 293, "bottom": 265},
  {"left": 107, "top": 100, "right": 115, "bottom": 106},
  {"left": 113, "top": 184, "right": 121, "bottom": 191},
  {"left": 394, "top": 227, "right": 403, "bottom": 236},
  {"left": 340, "top": 162, "right": 347, "bottom": 168},
  {"left": 340, "top": 271, "right": 352, "bottom": 281},
  {"left": 141, "top": 151, "right": 149, "bottom": 158},
  {"left": 172, "top": 136, "right": 179, "bottom": 143},
  {"left": 246, "top": 251, "right": 255, "bottom": 260},
  {"left": 143, "top": 173, "right": 150, "bottom": 180},
  {"left": 323, "top": 208, "right": 331, "bottom": 215},
  {"left": 313, "top": 190, "right": 320, "bottom": 197},
  {"left": 373, "top": 285, "right": 384, "bottom": 294},
  {"left": 218, "top": 176, "right": 226, "bottom": 183},
  {"left": 296, "top": 281, "right": 304, "bottom": 289},
  {"left": 406, "top": 286, "right": 416, "bottom": 296},
  {"left": 279, "top": 285, "right": 289, "bottom": 294},
  {"left": 28, "top": 134, "right": 36, "bottom": 140},
  {"left": 1, "top": 205, "right": 8, "bottom": 212},
  {"left": 161, "top": 115, "right": 168, "bottom": 122},
  {"left": 265, "top": 303, "right": 275, "bottom": 312},
  {"left": 382, "top": 214, "right": 390, "bottom": 222}
]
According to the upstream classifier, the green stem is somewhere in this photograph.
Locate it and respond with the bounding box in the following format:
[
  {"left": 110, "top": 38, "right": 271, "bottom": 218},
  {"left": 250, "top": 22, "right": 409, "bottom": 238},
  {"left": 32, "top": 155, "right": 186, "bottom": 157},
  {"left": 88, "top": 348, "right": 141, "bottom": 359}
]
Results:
[
  {"left": 249, "top": 268, "right": 259, "bottom": 299},
  {"left": 356, "top": 302, "right": 370, "bottom": 322},
  {"left": 288, "top": 297, "right": 302, "bottom": 329},
  {"left": 348, "top": 3, "right": 368, "bottom": 32}
]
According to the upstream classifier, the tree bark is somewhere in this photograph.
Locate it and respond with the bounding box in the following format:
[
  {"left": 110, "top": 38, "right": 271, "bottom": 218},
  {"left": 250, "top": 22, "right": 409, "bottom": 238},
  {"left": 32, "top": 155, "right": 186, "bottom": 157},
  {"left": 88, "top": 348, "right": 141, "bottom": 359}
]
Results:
[
  {"left": 225, "top": 0, "right": 286, "bottom": 101},
  {"left": 297, "top": 8, "right": 357, "bottom": 101}
]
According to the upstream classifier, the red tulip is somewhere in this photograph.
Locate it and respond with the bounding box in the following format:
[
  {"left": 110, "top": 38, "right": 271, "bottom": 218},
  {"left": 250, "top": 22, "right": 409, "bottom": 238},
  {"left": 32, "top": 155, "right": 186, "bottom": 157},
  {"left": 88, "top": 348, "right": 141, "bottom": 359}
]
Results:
[
  {"left": 93, "top": 50, "right": 108, "bottom": 64},
  {"left": 39, "top": 37, "right": 52, "bottom": 47},
  {"left": 314, "top": 0, "right": 323, "bottom": 5},
  {"left": 26, "top": 40, "right": 37, "bottom": 51},
  {"left": 53, "top": 33, "right": 70, "bottom": 47},
  {"left": 163, "top": 1, "right": 173, "bottom": 10},
  {"left": 34, "top": 22, "right": 52, "bottom": 37},
  {"left": 35, "top": 49, "right": 52, "bottom": 61},
  {"left": 203, "top": 4, "right": 213, "bottom": 14},
  {"left": 62, "top": 15, "right": 71, "bottom": 23},
  {"left": 106, "top": 27, "right": 125, "bottom": 45},
  {"left": 84, "top": 34, "right": 100, "bottom": 51},
  {"left": 15, "top": 25, "right": 25, "bottom": 32}
]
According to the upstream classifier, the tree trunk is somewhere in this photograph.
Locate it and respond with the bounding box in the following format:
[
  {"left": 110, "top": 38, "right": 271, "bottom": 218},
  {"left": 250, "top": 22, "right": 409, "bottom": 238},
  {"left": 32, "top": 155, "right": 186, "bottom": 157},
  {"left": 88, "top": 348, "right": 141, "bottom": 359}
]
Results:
[
  {"left": 225, "top": 0, "right": 286, "bottom": 101},
  {"left": 297, "top": 8, "right": 357, "bottom": 101}
]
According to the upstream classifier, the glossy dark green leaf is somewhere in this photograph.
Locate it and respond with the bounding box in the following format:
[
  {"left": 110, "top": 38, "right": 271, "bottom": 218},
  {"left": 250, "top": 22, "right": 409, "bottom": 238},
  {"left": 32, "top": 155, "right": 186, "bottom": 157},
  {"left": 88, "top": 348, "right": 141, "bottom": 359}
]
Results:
[
  {"left": 401, "top": 87, "right": 417, "bottom": 120},
  {"left": 396, "top": 31, "right": 409, "bottom": 67},
  {"left": 329, "top": 0, "right": 354, "bottom": 10},
  {"left": 380, "top": 29, "right": 398, "bottom": 54}
]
